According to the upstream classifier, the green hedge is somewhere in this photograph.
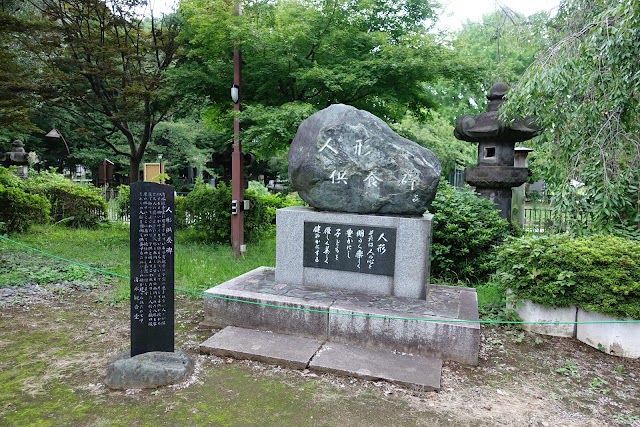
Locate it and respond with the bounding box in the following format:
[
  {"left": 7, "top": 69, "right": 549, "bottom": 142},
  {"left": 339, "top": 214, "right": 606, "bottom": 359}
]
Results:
[
  {"left": 183, "top": 181, "right": 301, "bottom": 243},
  {"left": 0, "top": 183, "right": 50, "bottom": 233},
  {"left": 429, "top": 182, "right": 510, "bottom": 283},
  {"left": 114, "top": 181, "right": 303, "bottom": 240},
  {"left": 115, "top": 184, "right": 131, "bottom": 219},
  {"left": 495, "top": 234, "right": 640, "bottom": 319},
  {"left": 23, "top": 170, "right": 107, "bottom": 228}
]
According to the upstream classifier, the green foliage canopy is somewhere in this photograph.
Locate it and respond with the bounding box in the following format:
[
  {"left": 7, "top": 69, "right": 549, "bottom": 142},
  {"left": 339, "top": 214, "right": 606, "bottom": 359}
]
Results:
[
  {"left": 503, "top": 0, "right": 640, "bottom": 238},
  {"left": 0, "top": 3, "right": 43, "bottom": 135},
  {"left": 429, "top": 9, "right": 556, "bottom": 123},
  {"left": 175, "top": 0, "right": 474, "bottom": 164},
  {"left": 15, "top": 0, "right": 181, "bottom": 182},
  {"left": 392, "top": 110, "right": 476, "bottom": 173}
]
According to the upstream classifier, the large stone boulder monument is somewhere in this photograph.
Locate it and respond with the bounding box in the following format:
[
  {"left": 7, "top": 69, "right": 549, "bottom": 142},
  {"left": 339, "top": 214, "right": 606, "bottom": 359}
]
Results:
[
  {"left": 288, "top": 104, "right": 441, "bottom": 215},
  {"left": 279, "top": 104, "right": 441, "bottom": 299},
  {"left": 200, "top": 104, "right": 480, "bottom": 382}
]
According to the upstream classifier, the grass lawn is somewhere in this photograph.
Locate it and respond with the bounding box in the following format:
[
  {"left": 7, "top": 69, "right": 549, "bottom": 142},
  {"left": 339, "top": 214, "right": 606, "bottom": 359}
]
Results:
[
  {"left": 0, "top": 223, "right": 276, "bottom": 302},
  {"left": 2, "top": 224, "right": 639, "bottom": 426},
  {"left": 1, "top": 223, "right": 505, "bottom": 315}
]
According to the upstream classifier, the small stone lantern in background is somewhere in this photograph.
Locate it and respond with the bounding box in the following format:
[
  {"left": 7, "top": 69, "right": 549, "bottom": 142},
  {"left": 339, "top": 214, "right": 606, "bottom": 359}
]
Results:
[
  {"left": 454, "top": 83, "right": 540, "bottom": 224},
  {"left": 0, "top": 140, "right": 33, "bottom": 179}
]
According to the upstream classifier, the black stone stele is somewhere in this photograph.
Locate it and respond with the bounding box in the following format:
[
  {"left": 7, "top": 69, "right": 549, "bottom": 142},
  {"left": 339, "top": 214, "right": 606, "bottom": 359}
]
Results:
[
  {"left": 303, "top": 221, "right": 397, "bottom": 276},
  {"left": 130, "top": 182, "right": 175, "bottom": 356},
  {"left": 454, "top": 83, "right": 541, "bottom": 222}
]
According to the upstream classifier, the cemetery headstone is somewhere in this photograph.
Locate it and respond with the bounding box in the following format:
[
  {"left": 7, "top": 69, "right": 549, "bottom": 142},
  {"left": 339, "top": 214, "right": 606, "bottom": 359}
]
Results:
[{"left": 130, "top": 181, "right": 175, "bottom": 356}]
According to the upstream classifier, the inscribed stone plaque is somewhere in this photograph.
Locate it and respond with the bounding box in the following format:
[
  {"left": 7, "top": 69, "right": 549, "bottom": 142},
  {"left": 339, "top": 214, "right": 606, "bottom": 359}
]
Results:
[
  {"left": 303, "top": 221, "right": 396, "bottom": 276},
  {"left": 130, "top": 182, "right": 175, "bottom": 356}
]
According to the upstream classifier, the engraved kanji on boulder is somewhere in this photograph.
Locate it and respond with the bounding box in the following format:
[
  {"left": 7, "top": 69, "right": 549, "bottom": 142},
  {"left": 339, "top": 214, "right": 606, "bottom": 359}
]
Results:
[{"left": 288, "top": 104, "right": 441, "bottom": 215}]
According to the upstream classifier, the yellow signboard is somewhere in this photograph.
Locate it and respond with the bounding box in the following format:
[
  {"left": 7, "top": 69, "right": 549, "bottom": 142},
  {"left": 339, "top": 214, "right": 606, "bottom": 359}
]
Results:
[{"left": 143, "top": 163, "right": 164, "bottom": 182}]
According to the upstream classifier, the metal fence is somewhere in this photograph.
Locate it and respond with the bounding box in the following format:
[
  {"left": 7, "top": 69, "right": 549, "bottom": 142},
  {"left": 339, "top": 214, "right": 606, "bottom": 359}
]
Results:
[
  {"left": 524, "top": 207, "right": 554, "bottom": 233},
  {"left": 106, "top": 199, "right": 129, "bottom": 223},
  {"left": 524, "top": 206, "right": 591, "bottom": 234}
]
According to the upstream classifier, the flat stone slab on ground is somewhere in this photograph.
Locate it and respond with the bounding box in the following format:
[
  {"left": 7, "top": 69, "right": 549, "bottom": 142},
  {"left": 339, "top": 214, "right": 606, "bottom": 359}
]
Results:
[
  {"left": 200, "top": 326, "right": 324, "bottom": 369},
  {"left": 309, "top": 341, "right": 442, "bottom": 391},
  {"left": 198, "top": 326, "right": 442, "bottom": 389}
]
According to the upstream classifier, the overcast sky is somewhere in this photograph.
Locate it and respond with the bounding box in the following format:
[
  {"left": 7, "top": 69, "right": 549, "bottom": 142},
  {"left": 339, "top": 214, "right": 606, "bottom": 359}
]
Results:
[
  {"left": 143, "top": 0, "right": 560, "bottom": 31},
  {"left": 436, "top": 0, "right": 560, "bottom": 30}
]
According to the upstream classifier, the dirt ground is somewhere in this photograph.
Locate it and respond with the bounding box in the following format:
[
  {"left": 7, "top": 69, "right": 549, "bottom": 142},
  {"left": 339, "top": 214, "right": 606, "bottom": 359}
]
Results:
[{"left": 1, "top": 283, "right": 639, "bottom": 427}]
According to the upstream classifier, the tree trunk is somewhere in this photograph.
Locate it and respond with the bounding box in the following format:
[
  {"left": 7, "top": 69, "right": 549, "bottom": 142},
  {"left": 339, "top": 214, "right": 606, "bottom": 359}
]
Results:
[{"left": 129, "top": 157, "right": 141, "bottom": 183}]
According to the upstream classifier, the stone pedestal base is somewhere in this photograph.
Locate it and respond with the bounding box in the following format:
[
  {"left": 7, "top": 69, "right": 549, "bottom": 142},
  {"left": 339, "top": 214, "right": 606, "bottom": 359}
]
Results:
[
  {"left": 202, "top": 268, "right": 480, "bottom": 365},
  {"left": 275, "top": 207, "right": 432, "bottom": 299},
  {"left": 104, "top": 349, "right": 194, "bottom": 389}
]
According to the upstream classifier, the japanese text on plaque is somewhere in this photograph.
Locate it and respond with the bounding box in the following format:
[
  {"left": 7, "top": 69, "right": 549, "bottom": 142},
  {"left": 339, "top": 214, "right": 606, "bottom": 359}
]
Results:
[
  {"left": 303, "top": 221, "right": 396, "bottom": 276},
  {"left": 132, "top": 191, "right": 173, "bottom": 328}
]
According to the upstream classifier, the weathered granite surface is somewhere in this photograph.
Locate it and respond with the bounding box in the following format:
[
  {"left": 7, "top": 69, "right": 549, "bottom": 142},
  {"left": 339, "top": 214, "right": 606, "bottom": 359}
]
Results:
[
  {"left": 105, "top": 350, "right": 194, "bottom": 389},
  {"left": 454, "top": 82, "right": 541, "bottom": 144},
  {"left": 275, "top": 207, "right": 433, "bottom": 299},
  {"left": 202, "top": 267, "right": 480, "bottom": 365},
  {"left": 288, "top": 104, "right": 441, "bottom": 215}
]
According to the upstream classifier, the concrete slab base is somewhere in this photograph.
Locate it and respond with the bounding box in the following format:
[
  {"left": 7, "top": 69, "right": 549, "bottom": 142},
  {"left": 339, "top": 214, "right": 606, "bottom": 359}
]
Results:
[
  {"left": 508, "top": 298, "right": 639, "bottom": 359},
  {"left": 309, "top": 342, "right": 442, "bottom": 390},
  {"left": 200, "top": 326, "right": 324, "bottom": 369},
  {"left": 513, "top": 299, "right": 577, "bottom": 338},
  {"left": 200, "top": 326, "right": 442, "bottom": 390},
  {"left": 202, "top": 267, "right": 480, "bottom": 365}
]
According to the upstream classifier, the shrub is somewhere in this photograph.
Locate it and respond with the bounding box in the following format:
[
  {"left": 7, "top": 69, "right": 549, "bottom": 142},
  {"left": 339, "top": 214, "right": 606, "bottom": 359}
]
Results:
[
  {"left": 183, "top": 180, "right": 303, "bottom": 243},
  {"left": 495, "top": 234, "right": 640, "bottom": 319},
  {"left": 0, "top": 166, "right": 25, "bottom": 189},
  {"left": 0, "top": 183, "right": 50, "bottom": 232},
  {"left": 115, "top": 184, "right": 130, "bottom": 218},
  {"left": 23, "top": 170, "right": 107, "bottom": 228},
  {"left": 428, "top": 182, "right": 510, "bottom": 283},
  {"left": 183, "top": 181, "right": 263, "bottom": 243},
  {"left": 174, "top": 195, "right": 188, "bottom": 229}
]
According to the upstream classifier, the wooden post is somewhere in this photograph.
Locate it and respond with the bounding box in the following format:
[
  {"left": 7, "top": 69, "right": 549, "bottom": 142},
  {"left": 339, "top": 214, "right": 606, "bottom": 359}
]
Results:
[{"left": 231, "top": 0, "right": 244, "bottom": 257}]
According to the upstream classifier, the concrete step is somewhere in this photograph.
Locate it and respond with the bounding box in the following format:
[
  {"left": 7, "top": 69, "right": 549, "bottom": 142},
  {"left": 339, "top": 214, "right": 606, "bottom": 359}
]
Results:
[
  {"left": 202, "top": 267, "right": 480, "bottom": 365},
  {"left": 200, "top": 326, "right": 442, "bottom": 391},
  {"left": 200, "top": 326, "right": 324, "bottom": 370}
]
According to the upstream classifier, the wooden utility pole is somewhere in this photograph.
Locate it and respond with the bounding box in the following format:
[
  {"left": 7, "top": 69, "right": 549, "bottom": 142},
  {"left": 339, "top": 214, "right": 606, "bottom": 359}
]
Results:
[{"left": 231, "top": 0, "right": 244, "bottom": 257}]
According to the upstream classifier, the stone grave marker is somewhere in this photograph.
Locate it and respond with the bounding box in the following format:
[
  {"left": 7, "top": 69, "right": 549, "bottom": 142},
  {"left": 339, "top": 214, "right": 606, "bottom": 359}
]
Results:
[{"left": 129, "top": 181, "right": 175, "bottom": 356}]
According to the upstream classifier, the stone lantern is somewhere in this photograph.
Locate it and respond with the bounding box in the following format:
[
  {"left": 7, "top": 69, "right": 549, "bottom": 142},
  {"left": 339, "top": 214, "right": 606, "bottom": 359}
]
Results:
[
  {"left": 454, "top": 83, "right": 540, "bottom": 223},
  {"left": 0, "top": 140, "right": 31, "bottom": 179}
]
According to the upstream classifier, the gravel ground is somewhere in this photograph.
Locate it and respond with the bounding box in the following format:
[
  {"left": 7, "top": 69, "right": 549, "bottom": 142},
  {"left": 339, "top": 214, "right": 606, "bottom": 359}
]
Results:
[{"left": 1, "top": 282, "right": 639, "bottom": 426}]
